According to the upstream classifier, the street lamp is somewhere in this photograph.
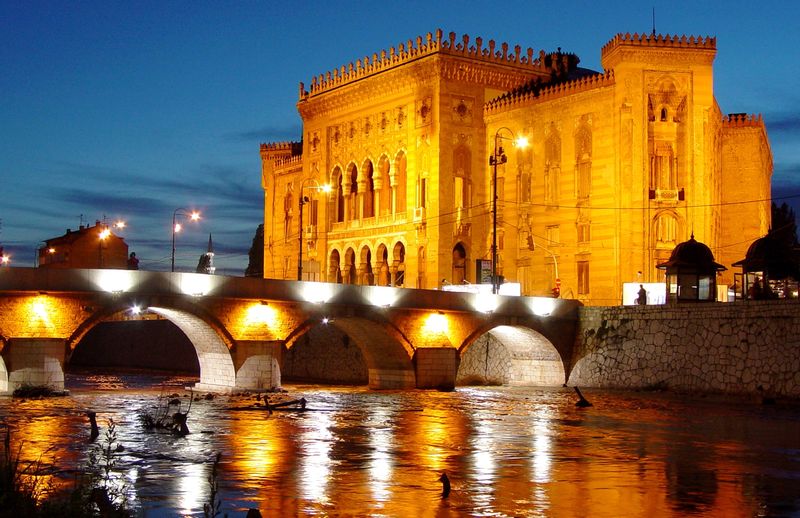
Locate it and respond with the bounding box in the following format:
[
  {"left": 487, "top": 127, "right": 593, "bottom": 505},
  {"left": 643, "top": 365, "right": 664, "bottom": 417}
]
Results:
[
  {"left": 529, "top": 236, "right": 560, "bottom": 297},
  {"left": 488, "top": 127, "right": 528, "bottom": 294},
  {"left": 297, "top": 179, "right": 331, "bottom": 281},
  {"left": 172, "top": 208, "right": 201, "bottom": 272}
]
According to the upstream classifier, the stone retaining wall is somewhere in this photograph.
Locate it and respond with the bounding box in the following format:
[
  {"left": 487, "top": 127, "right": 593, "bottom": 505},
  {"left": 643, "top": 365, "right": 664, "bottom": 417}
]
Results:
[{"left": 569, "top": 300, "right": 800, "bottom": 398}]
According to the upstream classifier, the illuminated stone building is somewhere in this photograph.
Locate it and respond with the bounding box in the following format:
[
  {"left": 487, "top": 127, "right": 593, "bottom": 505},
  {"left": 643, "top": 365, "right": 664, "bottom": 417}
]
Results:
[
  {"left": 260, "top": 30, "right": 772, "bottom": 305},
  {"left": 38, "top": 221, "right": 129, "bottom": 269}
]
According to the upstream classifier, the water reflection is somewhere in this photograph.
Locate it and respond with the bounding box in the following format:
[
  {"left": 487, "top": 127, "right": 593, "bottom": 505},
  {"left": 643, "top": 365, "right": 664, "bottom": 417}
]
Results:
[{"left": 0, "top": 378, "right": 799, "bottom": 517}]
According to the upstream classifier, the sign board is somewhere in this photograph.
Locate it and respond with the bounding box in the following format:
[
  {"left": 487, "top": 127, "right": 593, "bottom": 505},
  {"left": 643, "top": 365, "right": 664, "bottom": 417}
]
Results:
[{"left": 476, "top": 259, "right": 492, "bottom": 284}]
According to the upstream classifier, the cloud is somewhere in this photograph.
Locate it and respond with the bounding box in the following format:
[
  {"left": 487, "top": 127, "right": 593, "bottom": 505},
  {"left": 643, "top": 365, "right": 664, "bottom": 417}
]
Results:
[
  {"left": 222, "top": 124, "right": 302, "bottom": 143},
  {"left": 765, "top": 112, "right": 800, "bottom": 136}
]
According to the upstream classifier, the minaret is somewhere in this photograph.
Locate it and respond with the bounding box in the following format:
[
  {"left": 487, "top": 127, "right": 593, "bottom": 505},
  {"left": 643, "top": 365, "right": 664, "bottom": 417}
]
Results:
[{"left": 203, "top": 234, "right": 216, "bottom": 274}]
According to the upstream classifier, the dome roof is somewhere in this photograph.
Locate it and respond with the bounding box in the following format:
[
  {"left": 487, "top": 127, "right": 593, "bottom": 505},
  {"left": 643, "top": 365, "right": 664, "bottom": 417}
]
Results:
[
  {"left": 732, "top": 233, "right": 799, "bottom": 279},
  {"left": 656, "top": 235, "right": 726, "bottom": 272}
]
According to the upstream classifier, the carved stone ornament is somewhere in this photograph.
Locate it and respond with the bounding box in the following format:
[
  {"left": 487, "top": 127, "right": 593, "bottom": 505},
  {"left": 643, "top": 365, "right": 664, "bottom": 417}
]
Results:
[
  {"left": 452, "top": 97, "right": 473, "bottom": 124},
  {"left": 309, "top": 131, "right": 321, "bottom": 154},
  {"left": 416, "top": 97, "right": 432, "bottom": 127}
]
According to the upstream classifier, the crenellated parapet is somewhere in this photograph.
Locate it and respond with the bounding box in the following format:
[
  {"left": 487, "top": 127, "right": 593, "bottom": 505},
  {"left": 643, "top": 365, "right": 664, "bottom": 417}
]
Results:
[
  {"left": 601, "top": 33, "right": 716, "bottom": 69},
  {"left": 260, "top": 141, "right": 302, "bottom": 163},
  {"left": 722, "top": 113, "right": 765, "bottom": 128},
  {"left": 299, "top": 29, "right": 574, "bottom": 100},
  {"left": 485, "top": 71, "right": 615, "bottom": 115},
  {"left": 602, "top": 32, "right": 716, "bottom": 57},
  {"left": 260, "top": 141, "right": 303, "bottom": 154}
]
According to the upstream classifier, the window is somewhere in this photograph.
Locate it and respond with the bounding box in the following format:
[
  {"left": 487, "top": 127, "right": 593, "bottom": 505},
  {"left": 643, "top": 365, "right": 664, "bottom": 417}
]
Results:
[
  {"left": 347, "top": 164, "right": 358, "bottom": 220},
  {"left": 575, "top": 126, "right": 592, "bottom": 200},
  {"left": 519, "top": 170, "right": 531, "bottom": 204},
  {"left": 363, "top": 160, "right": 375, "bottom": 218},
  {"left": 545, "top": 129, "right": 561, "bottom": 205},
  {"left": 578, "top": 261, "right": 589, "bottom": 295},
  {"left": 546, "top": 225, "right": 560, "bottom": 246},
  {"left": 577, "top": 221, "right": 590, "bottom": 244},
  {"left": 650, "top": 142, "right": 676, "bottom": 190},
  {"left": 453, "top": 145, "right": 471, "bottom": 210},
  {"left": 283, "top": 187, "right": 293, "bottom": 242},
  {"left": 394, "top": 151, "right": 407, "bottom": 215},
  {"left": 332, "top": 167, "right": 345, "bottom": 223}
]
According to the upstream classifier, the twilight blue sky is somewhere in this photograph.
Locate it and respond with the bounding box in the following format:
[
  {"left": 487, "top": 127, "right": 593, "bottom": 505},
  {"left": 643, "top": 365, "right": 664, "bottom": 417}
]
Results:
[{"left": 2, "top": 0, "right": 798, "bottom": 274}]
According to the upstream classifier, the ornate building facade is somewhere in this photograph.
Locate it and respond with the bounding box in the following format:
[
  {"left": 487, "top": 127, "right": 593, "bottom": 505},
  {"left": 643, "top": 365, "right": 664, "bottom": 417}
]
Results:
[{"left": 260, "top": 30, "right": 772, "bottom": 305}]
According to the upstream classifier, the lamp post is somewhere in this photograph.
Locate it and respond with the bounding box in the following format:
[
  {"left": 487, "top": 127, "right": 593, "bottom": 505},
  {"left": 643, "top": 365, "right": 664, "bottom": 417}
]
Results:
[
  {"left": 530, "top": 237, "right": 560, "bottom": 297},
  {"left": 297, "top": 179, "right": 331, "bottom": 281},
  {"left": 488, "top": 127, "right": 528, "bottom": 294},
  {"left": 172, "top": 208, "right": 201, "bottom": 272}
]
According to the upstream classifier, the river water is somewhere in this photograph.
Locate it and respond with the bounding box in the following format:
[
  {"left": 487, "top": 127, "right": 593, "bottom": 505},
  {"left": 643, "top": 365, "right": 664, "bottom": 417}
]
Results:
[{"left": 1, "top": 373, "right": 799, "bottom": 517}]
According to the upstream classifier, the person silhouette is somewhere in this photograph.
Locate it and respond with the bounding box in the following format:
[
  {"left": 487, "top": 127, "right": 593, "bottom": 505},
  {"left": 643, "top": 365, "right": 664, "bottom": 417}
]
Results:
[
  {"left": 127, "top": 252, "right": 139, "bottom": 270},
  {"left": 637, "top": 284, "right": 647, "bottom": 305}
]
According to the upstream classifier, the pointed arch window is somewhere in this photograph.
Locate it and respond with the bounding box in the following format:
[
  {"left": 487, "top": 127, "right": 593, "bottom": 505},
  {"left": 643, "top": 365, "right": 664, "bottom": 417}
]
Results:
[
  {"left": 544, "top": 129, "right": 561, "bottom": 205},
  {"left": 575, "top": 126, "right": 592, "bottom": 200}
]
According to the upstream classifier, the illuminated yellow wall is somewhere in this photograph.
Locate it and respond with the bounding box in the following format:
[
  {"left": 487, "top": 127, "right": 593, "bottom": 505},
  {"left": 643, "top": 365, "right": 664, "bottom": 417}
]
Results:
[{"left": 261, "top": 31, "right": 772, "bottom": 305}]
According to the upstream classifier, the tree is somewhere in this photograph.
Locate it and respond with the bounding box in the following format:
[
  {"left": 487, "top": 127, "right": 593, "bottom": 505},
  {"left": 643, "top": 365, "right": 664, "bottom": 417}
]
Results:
[
  {"left": 245, "top": 224, "right": 264, "bottom": 278},
  {"left": 771, "top": 202, "right": 798, "bottom": 246}
]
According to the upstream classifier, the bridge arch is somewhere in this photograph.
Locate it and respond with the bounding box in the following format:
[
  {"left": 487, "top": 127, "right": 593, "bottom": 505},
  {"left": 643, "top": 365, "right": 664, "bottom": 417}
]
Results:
[
  {"left": 285, "top": 310, "right": 415, "bottom": 389},
  {"left": 458, "top": 321, "right": 568, "bottom": 386},
  {"left": 67, "top": 298, "right": 236, "bottom": 392}
]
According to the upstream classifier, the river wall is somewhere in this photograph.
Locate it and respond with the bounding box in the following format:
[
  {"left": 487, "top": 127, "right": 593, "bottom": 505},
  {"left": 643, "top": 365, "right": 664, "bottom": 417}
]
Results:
[{"left": 569, "top": 300, "right": 800, "bottom": 398}]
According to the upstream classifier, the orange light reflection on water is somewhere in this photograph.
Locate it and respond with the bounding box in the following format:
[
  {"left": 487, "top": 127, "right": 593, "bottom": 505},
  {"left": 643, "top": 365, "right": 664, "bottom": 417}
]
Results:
[{"left": 5, "top": 405, "right": 81, "bottom": 502}]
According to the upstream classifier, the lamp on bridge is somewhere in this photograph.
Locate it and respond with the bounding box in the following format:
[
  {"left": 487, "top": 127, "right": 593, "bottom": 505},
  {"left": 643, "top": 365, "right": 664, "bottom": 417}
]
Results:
[
  {"left": 488, "top": 127, "right": 528, "bottom": 294},
  {"left": 171, "top": 208, "right": 201, "bottom": 272},
  {"left": 297, "top": 179, "right": 331, "bottom": 281}
]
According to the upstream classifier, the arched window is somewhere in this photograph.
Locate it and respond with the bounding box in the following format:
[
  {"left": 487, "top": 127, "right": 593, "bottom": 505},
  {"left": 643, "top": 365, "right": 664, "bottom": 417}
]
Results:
[
  {"left": 453, "top": 145, "right": 471, "bottom": 211},
  {"left": 376, "top": 244, "right": 390, "bottom": 286},
  {"left": 575, "top": 125, "right": 592, "bottom": 200},
  {"left": 347, "top": 163, "right": 358, "bottom": 220},
  {"left": 545, "top": 128, "right": 561, "bottom": 205},
  {"left": 393, "top": 242, "right": 405, "bottom": 287},
  {"left": 650, "top": 143, "right": 676, "bottom": 190},
  {"left": 283, "top": 185, "right": 293, "bottom": 242},
  {"left": 360, "top": 245, "right": 374, "bottom": 285},
  {"left": 363, "top": 159, "right": 375, "bottom": 218},
  {"left": 329, "top": 249, "right": 342, "bottom": 283},
  {"left": 653, "top": 212, "right": 678, "bottom": 247},
  {"left": 332, "top": 167, "right": 345, "bottom": 223},
  {"left": 418, "top": 246, "right": 426, "bottom": 289},
  {"left": 344, "top": 248, "right": 357, "bottom": 284},
  {"left": 377, "top": 155, "right": 391, "bottom": 216},
  {"left": 452, "top": 243, "right": 467, "bottom": 284},
  {"left": 394, "top": 151, "right": 407, "bottom": 216}
]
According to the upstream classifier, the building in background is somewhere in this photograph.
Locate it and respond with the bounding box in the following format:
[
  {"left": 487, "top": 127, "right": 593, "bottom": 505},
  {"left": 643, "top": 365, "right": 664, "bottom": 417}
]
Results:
[
  {"left": 39, "top": 221, "right": 128, "bottom": 269},
  {"left": 260, "top": 30, "right": 772, "bottom": 305}
]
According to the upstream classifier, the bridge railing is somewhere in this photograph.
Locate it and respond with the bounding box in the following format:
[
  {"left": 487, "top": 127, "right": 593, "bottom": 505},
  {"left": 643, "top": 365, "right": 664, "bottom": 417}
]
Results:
[{"left": 0, "top": 267, "right": 581, "bottom": 319}]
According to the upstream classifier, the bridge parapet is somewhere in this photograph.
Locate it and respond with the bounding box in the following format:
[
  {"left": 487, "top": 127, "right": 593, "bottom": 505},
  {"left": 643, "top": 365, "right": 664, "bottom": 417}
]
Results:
[{"left": 0, "top": 268, "right": 582, "bottom": 393}]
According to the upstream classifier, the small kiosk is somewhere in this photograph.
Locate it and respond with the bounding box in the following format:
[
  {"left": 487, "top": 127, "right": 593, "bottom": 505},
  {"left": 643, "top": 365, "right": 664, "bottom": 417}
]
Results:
[
  {"left": 732, "top": 233, "right": 799, "bottom": 299},
  {"left": 656, "top": 235, "right": 726, "bottom": 303}
]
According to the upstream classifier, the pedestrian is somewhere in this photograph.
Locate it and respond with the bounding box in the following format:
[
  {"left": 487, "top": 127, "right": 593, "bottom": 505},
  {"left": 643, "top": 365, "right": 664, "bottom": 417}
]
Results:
[
  {"left": 127, "top": 252, "right": 139, "bottom": 270},
  {"left": 637, "top": 284, "right": 647, "bottom": 305}
]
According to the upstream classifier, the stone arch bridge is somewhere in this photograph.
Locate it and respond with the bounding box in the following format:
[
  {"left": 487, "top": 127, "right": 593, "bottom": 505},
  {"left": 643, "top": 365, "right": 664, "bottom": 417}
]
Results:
[{"left": 0, "top": 268, "right": 580, "bottom": 394}]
